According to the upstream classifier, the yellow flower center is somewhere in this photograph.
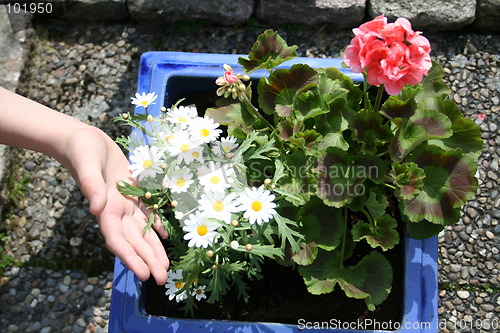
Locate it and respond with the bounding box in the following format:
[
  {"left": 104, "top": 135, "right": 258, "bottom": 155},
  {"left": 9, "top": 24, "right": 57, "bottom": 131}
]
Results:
[
  {"left": 175, "top": 282, "right": 185, "bottom": 289},
  {"left": 176, "top": 178, "right": 186, "bottom": 188},
  {"left": 165, "top": 135, "right": 174, "bottom": 142},
  {"left": 180, "top": 144, "right": 190, "bottom": 152},
  {"left": 195, "top": 289, "right": 203, "bottom": 295},
  {"left": 178, "top": 117, "right": 187, "bottom": 122},
  {"left": 213, "top": 201, "right": 224, "bottom": 212},
  {"left": 251, "top": 201, "right": 262, "bottom": 212},
  {"left": 192, "top": 151, "right": 199, "bottom": 158},
  {"left": 200, "top": 129, "right": 210, "bottom": 137},
  {"left": 223, "top": 146, "right": 231, "bottom": 152},
  {"left": 140, "top": 101, "right": 149, "bottom": 107},
  {"left": 197, "top": 225, "right": 208, "bottom": 236},
  {"left": 142, "top": 159, "right": 153, "bottom": 168},
  {"left": 210, "top": 176, "right": 221, "bottom": 184}
]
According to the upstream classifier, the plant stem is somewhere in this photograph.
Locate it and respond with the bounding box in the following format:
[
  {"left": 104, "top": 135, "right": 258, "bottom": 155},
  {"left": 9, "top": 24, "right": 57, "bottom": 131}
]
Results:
[
  {"left": 241, "top": 93, "right": 275, "bottom": 132},
  {"left": 362, "top": 208, "right": 375, "bottom": 228},
  {"left": 374, "top": 84, "right": 385, "bottom": 113},
  {"left": 340, "top": 207, "right": 348, "bottom": 269},
  {"left": 384, "top": 183, "right": 397, "bottom": 190}
]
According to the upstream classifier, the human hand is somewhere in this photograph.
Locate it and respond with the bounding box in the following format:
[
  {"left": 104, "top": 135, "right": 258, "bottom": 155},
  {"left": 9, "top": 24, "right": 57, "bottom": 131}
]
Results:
[{"left": 61, "top": 126, "right": 170, "bottom": 285}]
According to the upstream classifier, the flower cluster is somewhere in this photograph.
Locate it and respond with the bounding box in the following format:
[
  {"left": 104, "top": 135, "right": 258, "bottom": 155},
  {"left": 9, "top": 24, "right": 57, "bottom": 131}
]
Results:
[
  {"left": 343, "top": 15, "right": 432, "bottom": 95},
  {"left": 215, "top": 64, "right": 250, "bottom": 100},
  {"left": 118, "top": 92, "right": 288, "bottom": 307}
]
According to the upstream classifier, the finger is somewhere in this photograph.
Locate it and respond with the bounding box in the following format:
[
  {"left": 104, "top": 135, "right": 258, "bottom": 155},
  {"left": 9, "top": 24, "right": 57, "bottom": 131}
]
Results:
[
  {"left": 105, "top": 233, "right": 151, "bottom": 281},
  {"left": 126, "top": 216, "right": 169, "bottom": 285},
  {"left": 143, "top": 227, "right": 170, "bottom": 270},
  {"left": 152, "top": 214, "right": 169, "bottom": 239},
  {"left": 77, "top": 164, "right": 107, "bottom": 216}
]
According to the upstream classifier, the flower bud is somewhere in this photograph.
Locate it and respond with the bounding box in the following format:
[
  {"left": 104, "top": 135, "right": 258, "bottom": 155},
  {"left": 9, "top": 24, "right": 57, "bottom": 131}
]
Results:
[
  {"left": 174, "top": 211, "right": 184, "bottom": 220},
  {"left": 160, "top": 106, "right": 167, "bottom": 112},
  {"left": 153, "top": 204, "right": 159, "bottom": 210},
  {"left": 245, "top": 244, "right": 253, "bottom": 251},
  {"left": 144, "top": 192, "right": 152, "bottom": 199},
  {"left": 223, "top": 64, "right": 232, "bottom": 71},
  {"left": 230, "top": 240, "right": 240, "bottom": 250},
  {"left": 240, "top": 75, "right": 250, "bottom": 81},
  {"left": 206, "top": 250, "right": 214, "bottom": 258},
  {"left": 122, "top": 113, "right": 129, "bottom": 120},
  {"left": 264, "top": 178, "right": 272, "bottom": 185},
  {"left": 161, "top": 163, "right": 168, "bottom": 170},
  {"left": 231, "top": 220, "right": 239, "bottom": 227},
  {"left": 147, "top": 114, "right": 154, "bottom": 122},
  {"left": 171, "top": 200, "right": 178, "bottom": 208},
  {"left": 211, "top": 264, "right": 218, "bottom": 270},
  {"left": 270, "top": 184, "right": 276, "bottom": 190}
]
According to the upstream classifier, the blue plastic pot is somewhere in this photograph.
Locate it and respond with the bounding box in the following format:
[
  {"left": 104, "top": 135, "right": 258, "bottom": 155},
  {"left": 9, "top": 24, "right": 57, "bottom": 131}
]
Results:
[{"left": 109, "top": 51, "right": 438, "bottom": 333}]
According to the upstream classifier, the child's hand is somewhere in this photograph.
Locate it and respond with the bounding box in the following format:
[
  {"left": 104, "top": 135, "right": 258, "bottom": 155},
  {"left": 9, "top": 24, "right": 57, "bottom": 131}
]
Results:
[{"left": 62, "top": 126, "right": 170, "bottom": 285}]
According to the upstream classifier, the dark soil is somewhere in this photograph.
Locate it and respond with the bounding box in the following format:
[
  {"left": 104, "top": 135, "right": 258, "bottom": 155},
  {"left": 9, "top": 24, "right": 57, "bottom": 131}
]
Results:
[{"left": 143, "top": 236, "right": 404, "bottom": 325}]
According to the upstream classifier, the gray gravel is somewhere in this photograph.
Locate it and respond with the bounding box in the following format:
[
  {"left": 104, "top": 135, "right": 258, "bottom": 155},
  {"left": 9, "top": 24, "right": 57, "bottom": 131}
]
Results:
[{"left": 0, "top": 19, "right": 498, "bottom": 332}]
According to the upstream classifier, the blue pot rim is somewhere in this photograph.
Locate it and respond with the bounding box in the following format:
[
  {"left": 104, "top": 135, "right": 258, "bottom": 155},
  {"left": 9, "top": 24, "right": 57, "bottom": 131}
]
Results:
[{"left": 109, "top": 51, "right": 438, "bottom": 333}]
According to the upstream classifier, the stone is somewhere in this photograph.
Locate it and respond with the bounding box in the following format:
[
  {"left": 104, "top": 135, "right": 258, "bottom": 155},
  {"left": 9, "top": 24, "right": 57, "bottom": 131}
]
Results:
[
  {"left": 255, "top": 0, "right": 365, "bottom": 28},
  {"left": 473, "top": 0, "right": 500, "bottom": 33},
  {"left": 128, "top": 0, "right": 253, "bottom": 26},
  {"left": 46, "top": 0, "right": 129, "bottom": 21},
  {"left": 367, "top": 0, "right": 476, "bottom": 31}
]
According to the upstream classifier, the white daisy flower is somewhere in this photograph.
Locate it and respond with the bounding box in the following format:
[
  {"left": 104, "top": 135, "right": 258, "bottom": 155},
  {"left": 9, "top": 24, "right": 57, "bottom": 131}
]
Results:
[
  {"left": 165, "top": 105, "right": 198, "bottom": 128},
  {"left": 183, "top": 211, "right": 220, "bottom": 248},
  {"left": 189, "top": 116, "right": 222, "bottom": 144},
  {"left": 165, "top": 269, "right": 188, "bottom": 302},
  {"left": 212, "top": 136, "right": 239, "bottom": 157},
  {"left": 166, "top": 170, "right": 194, "bottom": 194},
  {"left": 131, "top": 92, "right": 158, "bottom": 108},
  {"left": 128, "top": 145, "right": 164, "bottom": 180},
  {"left": 166, "top": 131, "right": 201, "bottom": 164},
  {"left": 238, "top": 187, "right": 277, "bottom": 225},
  {"left": 198, "top": 191, "right": 240, "bottom": 224},
  {"left": 187, "top": 146, "right": 205, "bottom": 164},
  {"left": 191, "top": 285, "right": 207, "bottom": 301},
  {"left": 197, "top": 161, "right": 235, "bottom": 192}
]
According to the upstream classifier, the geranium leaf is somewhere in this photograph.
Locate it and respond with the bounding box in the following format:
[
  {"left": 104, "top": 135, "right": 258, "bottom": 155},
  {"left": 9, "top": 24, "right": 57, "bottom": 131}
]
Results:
[
  {"left": 298, "top": 249, "right": 344, "bottom": 280},
  {"left": 406, "top": 218, "right": 444, "bottom": 239},
  {"left": 428, "top": 100, "right": 483, "bottom": 160},
  {"left": 342, "top": 251, "right": 393, "bottom": 309},
  {"left": 257, "top": 64, "right": 318, "bottom": 116},
  {"left": 301, "top": 198, "right": 345, "bottom": 251},
  {"left": 351, "top": 215, "right": 400, "bottom": 251},
  {"left": 205, "top": 100, "right": 252, "bottom": 138},
  {"left": 402, "top": 145, "right": 478, "bottom": 225},
  {"left": 364, "top": 191, "right": 388, "bottom": 218},
  {"left": 317, "top": 103, "right": 352, "bottom": 151},
  {"left": 289, "top": 130, "right": 322, "bottom": 155},
  {"left": 291, "top": 242, "right": 318, "bottom": 265},
  {"left": 277, "top": 119, "right": 303, "bottom": 141},
  {"left": 390, "top": 162, "right": 426, "bottom": 200},
  {"left": 238, "top": 29, "right": 298, "bottom": 74},
  {"left": 390, "top": 108, "right": 453, "bottom": 161},
  {"left": 350, "top": 109, "right": 393, "bottom": 154},
  {"left": 303, "top": 276, "right": 337, "bottom": 295},
  {"left": 316, "top": 148, "right": 386, "bottom": 207},
  {"left": 380, "top": 94, "right": 418, "bottom": 119}
]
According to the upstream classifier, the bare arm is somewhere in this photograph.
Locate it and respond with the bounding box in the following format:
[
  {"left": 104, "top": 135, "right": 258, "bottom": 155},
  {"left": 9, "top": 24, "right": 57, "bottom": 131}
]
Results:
[{"left": 0, "top": 87, "right": 169, "bottom": 284}]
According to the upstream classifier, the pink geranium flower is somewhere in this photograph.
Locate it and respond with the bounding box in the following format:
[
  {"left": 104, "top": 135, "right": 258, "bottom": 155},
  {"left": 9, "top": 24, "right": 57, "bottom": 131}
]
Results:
[{"left": 344, "top": 15, "right": 432, "bottom": 95}]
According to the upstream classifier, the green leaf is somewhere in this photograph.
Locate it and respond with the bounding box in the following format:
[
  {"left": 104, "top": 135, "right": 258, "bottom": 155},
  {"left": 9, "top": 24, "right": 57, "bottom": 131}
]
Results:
[
  {"left": 234, "top": 244, "right": 284, "bottom": 259},
  {"left": 390, "top": 162, "right": 426, "bottom": 200},
  {"left": 428, "top": 100, "right": 483, "bottom": 160},
  {"left": 116, "top": 181, "right": 146, "bottom": 197},
  {"left": 390, "top": 108, "right": 453, "bottom": 161},
  {"left": 316, "top": 101, "right": 353, "bottom": 151},
  {"left": 274, "top": 213, "right": 303, "bottom": 253},
  {"left": 300, "top": 198, "right": 345, "bottom": 251},
  {"left": 238, "top": 29, "right": 298, "bottom": 74},
  {"left": 350, "top": 109, "right": 393, "bottom": 154},
  {"left": 316, "top": 148, "right": 386, "bottom": 207},
  {"left": 406, "top": 218, "right": 444, "bottom": 239},
  {"left": 342, "top": 251, "right": 393, "bottom": 309},
  {"left": 364, "top": 191, "right": 388, "bottom": 218},
  {"left": 288, "top": 130, "right": 322, "bottom": 155},
  {"left": 205, "top": 100, "right": 252, "bottom": 138},
  {"left": 291, "top": 242, "right": 318, "bottom": 265},
  {"left": 258, "top": 64, "right": 318, "bottom": 116},
  {"left": 402, "top": 144, "right": 478, "bottom": 226},
  {"left": 351, "top": 215, "right": 400, "bottom": 251},
  {"left": 303, "top": 276, "right": 337, "bottom": 295}
]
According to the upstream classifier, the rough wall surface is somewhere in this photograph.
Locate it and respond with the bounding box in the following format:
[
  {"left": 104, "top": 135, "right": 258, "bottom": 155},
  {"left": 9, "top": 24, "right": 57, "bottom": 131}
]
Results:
[
  {"left": 128, "top": 0, "right": 254, "bottom": 25},
  {"left": 368, "top": 0, "right": 477, "bottom": 31},
  {"left": 255, "top": 0, "right": 365, "bottom": 28}
]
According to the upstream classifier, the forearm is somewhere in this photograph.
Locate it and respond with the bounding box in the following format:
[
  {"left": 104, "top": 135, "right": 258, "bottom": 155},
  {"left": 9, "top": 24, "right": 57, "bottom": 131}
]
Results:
[{"left": 0, "top": 87, "right": 89, "bottom": 166}]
